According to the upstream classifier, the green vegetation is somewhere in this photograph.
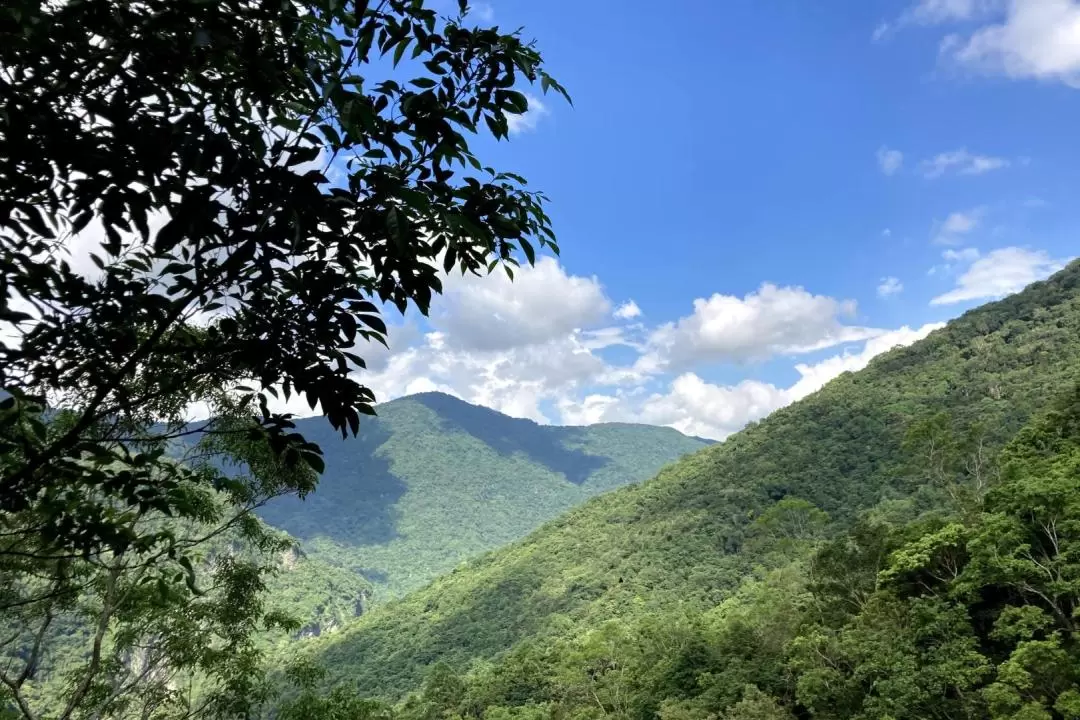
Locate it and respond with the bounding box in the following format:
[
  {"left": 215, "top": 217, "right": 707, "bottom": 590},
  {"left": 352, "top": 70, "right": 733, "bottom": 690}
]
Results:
[
  {"left": 264, "top": 546, "right": 373, "bottom": 642},
  {"left": 4, "top": 1, "right": 1078, "bottom": 711},
  {"left": 333, "top": 382, "right": 1073, "bottom": 720},
  {"left": 304, "top": 259, "right": 1080, "bottom": 706},
  {"left": 257, "top": 393, "right": 709, "bottom": 597},
  {"left": 0, "top": 0, "right": 567, "bottom": 715},
  {"left": 0, "top": 506, "right": 369, "bottom": 720}
]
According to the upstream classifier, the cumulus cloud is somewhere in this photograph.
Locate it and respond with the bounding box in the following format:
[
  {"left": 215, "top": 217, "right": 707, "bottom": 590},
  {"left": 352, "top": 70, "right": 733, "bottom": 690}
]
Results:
[
  {"left": 877, "top": 277, "right": 904, "bottom": 297},
  {"left": 327, "top": 267, "right": 910, "bottom": 437},
  {"left": 505, "top": 94, "right": 549, "bottom": 135},
  {"left": 919, "top": 148, "right": 1010, "bottom": 178},
  {"left": 934, "top": 207, "right": 985, "bottom": 244},
  {"left": 929, "top": 247, "right": 982, "bottom": 276},
  {"left": 785, "top": 323, "right": 945, "bottom": 401},
  {"left": 931, "top": 247, "right": 1070, "bottom": 305},
  {"left": 942, "top": 247, "right": 981, "bottom": 263},
  {"left": 637, "top": 284, "right": 880, "bottom": 373},
  {"left": 558, "top": 374, "right": 787, "bottom": 440},
  {"left": 872, "top": 22, "right": 893, "bottom": 42},
  {"left": 206, "top": 238, "right": 1037, "bottom": 443},
  {"left": 344, "top": 255, "right": 635, "bottom": 421},
  {"left": 613, "top": 300, "right": 642, "bottom": 320},
  {"left": 633, "top": 375, "right": 788, "bottom": 440},
  {"left": 559, "top": 323, "right": 945, "bottom": 440},
  {"left": 357, "top": 329, "right": 620, "bottom": 423},
  {"left": 434, "top": 256, "right": 611, "bottom": 351},
  {"left": 942, "top": 0, "right": 1080, "bottom": 87},
  {"left": 877, "top": 0, "right": 994, "bottom": 40},
  {"left": 468, "top": 1, "right": 495, "bottom": 22},
  {"left": 908, "top": 0, "right": 999, "bottom": 23},
  {"left": 877, "top": 146, "right": 904, "bottom": 175}
]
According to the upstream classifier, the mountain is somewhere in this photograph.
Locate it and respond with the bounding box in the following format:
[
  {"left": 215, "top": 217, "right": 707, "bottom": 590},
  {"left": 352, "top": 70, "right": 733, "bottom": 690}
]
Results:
[
  {"left": 255, "top": 392, "right": 709, "bottom": 598},
  {"left": 303, "top": 260, "right": 1080, "bottom": 700}
]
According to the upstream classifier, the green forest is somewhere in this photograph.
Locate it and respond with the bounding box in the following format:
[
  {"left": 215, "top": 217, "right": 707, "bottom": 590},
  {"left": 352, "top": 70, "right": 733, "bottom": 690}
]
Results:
[
  {"left": 256, "top": 393, "right": 708, "bottom": 598},
  {"left": 292, "top": 259, "right": 1080, "bottom": 717},
  {"left": 297, "top": 385, "right": 1080, "bottom": 720},
  {"left": 3, "top": 0, "right": 1079, "bottom": 718}
]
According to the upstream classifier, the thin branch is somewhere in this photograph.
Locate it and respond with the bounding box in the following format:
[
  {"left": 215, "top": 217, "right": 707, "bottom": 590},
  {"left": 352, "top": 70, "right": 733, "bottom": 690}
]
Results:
[
  {"left": 59, "top": 564, "right": 122, "bottom": 720},
  {"left": 0, "top": 668, "right": 39, "bottom": 720},
  {"left": 14, "top": 595, "right": 56, "bottom": 688}
]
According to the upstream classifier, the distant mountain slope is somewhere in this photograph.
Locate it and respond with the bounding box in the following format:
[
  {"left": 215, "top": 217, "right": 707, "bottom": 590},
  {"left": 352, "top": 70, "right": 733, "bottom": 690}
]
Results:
[
  {"left": 255, "top": 392, "right": 708, "bottom": 597},
  {"left": 308, "top": 260, "right": 1080, "bottom": 697}
]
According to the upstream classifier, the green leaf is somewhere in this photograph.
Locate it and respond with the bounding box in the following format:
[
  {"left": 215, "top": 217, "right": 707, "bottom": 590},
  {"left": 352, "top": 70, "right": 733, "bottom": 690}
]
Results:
[
  {"left": 393, "top": 38, "right": 410, "bottom": 67},
  {"left": 520, "top": 239, "right": 535, "bottom": 265},
  {"left": 302, "top": 451, "right": 325, "bottom": 474},
  {"left": 504, "top": 91, "right": 529, "bottom": 115}
]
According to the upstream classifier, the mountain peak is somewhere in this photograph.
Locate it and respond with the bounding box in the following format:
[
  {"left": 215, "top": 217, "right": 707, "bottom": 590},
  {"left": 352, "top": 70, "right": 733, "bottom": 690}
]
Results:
[{"left": 256, "top": 393, "right": 708, "bottom": 598}]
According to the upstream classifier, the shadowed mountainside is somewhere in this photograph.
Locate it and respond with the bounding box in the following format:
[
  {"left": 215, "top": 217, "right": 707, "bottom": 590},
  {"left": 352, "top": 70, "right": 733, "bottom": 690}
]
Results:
[{"left": 255, "top": 393, "right": 709, "bottom": 597}]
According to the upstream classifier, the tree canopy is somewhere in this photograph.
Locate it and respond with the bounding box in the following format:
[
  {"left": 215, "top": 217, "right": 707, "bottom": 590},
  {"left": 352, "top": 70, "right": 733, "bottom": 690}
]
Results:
[{"left": 0, "top": 0, "right": 566, "bottom": 716}]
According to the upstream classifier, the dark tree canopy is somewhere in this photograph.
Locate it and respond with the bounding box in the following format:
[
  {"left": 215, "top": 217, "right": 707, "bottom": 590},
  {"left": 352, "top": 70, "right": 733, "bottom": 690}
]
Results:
[
  {"left": 0, "top": 0, "right": 567, "bottom": 554},
  {"left": 0, "top": 1, "right": 567, "bottom": 716}
]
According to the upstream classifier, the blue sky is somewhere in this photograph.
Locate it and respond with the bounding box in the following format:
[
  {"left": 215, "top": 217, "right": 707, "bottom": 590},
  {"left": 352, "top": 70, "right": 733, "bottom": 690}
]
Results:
[{"left": 341, "top": 0, "right": 1080, "bottom": 439}]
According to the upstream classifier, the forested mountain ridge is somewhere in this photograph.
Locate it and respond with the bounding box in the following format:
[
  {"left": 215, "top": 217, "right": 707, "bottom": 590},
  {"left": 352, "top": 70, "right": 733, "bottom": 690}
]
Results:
[
  {"left": 0, "top": 393, "right": 705, "bottom": 716},
  {"left": 255, "top": 393, "right": 709, "bottom": 597},
  {"left": 304, "top": 259, "right": 1080, "bottom": 700}
]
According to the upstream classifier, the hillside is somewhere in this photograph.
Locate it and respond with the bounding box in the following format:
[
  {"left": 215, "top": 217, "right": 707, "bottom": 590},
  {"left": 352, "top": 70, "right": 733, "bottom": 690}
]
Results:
[
  {"left": 305, "top": 260, "right": 1080, "bottom": 699},
  {"left": 255, "top": 393, "right": 709, "bottom": 597}
]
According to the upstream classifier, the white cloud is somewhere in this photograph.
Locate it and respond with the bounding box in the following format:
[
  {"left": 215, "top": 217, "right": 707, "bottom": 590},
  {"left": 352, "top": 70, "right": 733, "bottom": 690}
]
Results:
[
  {"left": 469, "top": 1, "right": 495, "bottom": 22},
  {"left": 878, "top": 277, "right": 904, "bottom": 297},
  {"left": 332, "top": 274, "right": 912, "bottom": 437},
  {"left": 931, "top": 246, "right": 1070, "bottom": 305},
  {"left": 907, "top": 0, "right": 1000, "bottom": 23},
  {"left": 929, "top": 246, "right": 981, "bottom": 276},
  {"left": 506, "top": 94, "right": 549, "bottom": 135},
  {"left": 934, "top": 207, "right": 985, "bottom": 244},
  {"left": 435, "top": 256, "right": 611, "bottom": 351},
  {"left": 557, "top": 393, "right": 627, "bottom": 427},
  {"left": 613, "top": 300, "right": 642, "bottom": 320},
  {"left": 877, "top": 146, "right": 904, "bottom": 175},
  {"left": 345, "top": 253, "right": 641, "bottom": 421},
  {"left": 182, "top": 229, "right": 1056, "bottom": 442},
  {"left": 943, "top": 0, "right": 1080, "bottom": 86},
  {"left": 558, "top": 373, "right": 788, "bottom": 440},
  {"left": 357, "top": 329, "right": 621, "bottom": 423},
  {"left": 637, "top": 283, "right": 881, "bottom": 373},
  {"left": 942, "top": 247, "right": 981, "bottom": 263},
  {"left": 561, "top": 323, "right": 945, "bottom": 440},
  {"left": 223, "top": 241, "right": 974, "bottom": 442},
  {"left": 942, "top": 210, "right": 981, "bottom": 233},
  {"left": 633, "top": 374, "right": 788, "bottom": 440},
  {"left": 785, "top": 323, "right": 946, "bottom": 401},
  {"left": 875, "top": 0, "right": 999, "bottom": 42},
  {"left": 918, "top": 148, "right": 1010, "bottom": 178}
]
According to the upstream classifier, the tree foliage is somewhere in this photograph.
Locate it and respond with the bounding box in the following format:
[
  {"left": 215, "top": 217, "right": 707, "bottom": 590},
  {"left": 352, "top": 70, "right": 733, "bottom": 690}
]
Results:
[
  {"left": 0, "top": 413, "right": 311, "bottom": 719},
  {"left": 1, "top": 0, "right": 566, "bottom": 557},
  {"left": 0, "top": 0, "right": 566, "bottom": 716}
]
